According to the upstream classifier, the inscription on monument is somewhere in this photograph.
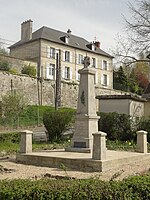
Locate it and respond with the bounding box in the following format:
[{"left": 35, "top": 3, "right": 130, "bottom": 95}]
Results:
[{"left": 74, "top": 142, "right": 86, "bottom": 148}]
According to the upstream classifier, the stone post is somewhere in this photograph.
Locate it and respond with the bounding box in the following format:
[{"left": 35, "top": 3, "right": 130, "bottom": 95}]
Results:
[
  {"left": 20, "top": 130, "right": 33, "bottom": 153},
  {"left": 92, "top": 131, "right": 107, "bottom": 160},
  {"left": 136, "top": 130, "right": 148, "bottom": 153}
]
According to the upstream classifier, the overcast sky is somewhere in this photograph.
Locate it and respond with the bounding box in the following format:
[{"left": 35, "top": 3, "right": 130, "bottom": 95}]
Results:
[{"left": 0, "top": 0, "right": 136, "bottom": 53}]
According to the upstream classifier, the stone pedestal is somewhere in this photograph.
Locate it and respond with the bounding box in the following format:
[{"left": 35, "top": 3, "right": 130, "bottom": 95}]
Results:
[
  {"left": 69, "top": 66, "right": 100, "bottom": 152},
  {"left": 20, "top": 130, "right": 33, "bottom": 153},
  {"left": 92, "top": 131, "right": 107, "bottom": 160},
  {"left": 136, "top": 130, "right": 148, "bottom": 153}
]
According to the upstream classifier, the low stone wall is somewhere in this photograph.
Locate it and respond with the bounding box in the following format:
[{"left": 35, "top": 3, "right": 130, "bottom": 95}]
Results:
[{"left": 0, "top": 71, "right": 125, "bottom": 108}]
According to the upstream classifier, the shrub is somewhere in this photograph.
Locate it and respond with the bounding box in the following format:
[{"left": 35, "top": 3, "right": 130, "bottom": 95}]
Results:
[
  {"left": 0, "top": 175, "right": 149, "bottom": 199},
  {"left": 9, "top": 68, "right": 19, "bottom": 74},
  {"left": 98, "top": 112, "right": 137, "bottom": 141},
  {"left": 0, "top": 60, "right": 10, "bottom": 71},
  {"left": 43, "top": 108, "right": 75, "bottom": 142},
  {"left": 0, "top": 132, "right": 19, "bottom": 143},
  {"left": 1, "top": 91, "right": 28, "bottom": 122},
  {"left": 21, "top": 64, "right": 36, "bottom": 77}
]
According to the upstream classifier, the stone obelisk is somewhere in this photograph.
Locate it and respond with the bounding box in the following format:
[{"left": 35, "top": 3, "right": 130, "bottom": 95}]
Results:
[{"left": 69, "top": 56, "right": 100, "bottom": 152}]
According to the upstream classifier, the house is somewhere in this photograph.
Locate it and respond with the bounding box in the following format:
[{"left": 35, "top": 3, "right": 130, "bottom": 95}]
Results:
[
  {"left": 9, "top": 20, "right": 113, "bottom": 89},
  {"left": 96, "top": 94, "right": 146, "bottom": 118}
]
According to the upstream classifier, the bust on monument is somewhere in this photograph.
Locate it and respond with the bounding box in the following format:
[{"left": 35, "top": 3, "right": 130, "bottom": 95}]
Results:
[{"left": 83, "top": 56, "right": 90, "bottom": 68}]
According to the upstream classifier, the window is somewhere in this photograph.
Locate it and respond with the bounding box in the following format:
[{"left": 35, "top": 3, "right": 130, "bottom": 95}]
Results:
[
  {"left": 65, "top": 51, "right": 70, "bottom": 62},
  {"left": 103, "top": 60, "right": 108, "bottom": 70},
  {"left": 102, "top": 74, "right": 108, "bottom": 86},
  {"left": 92, "top": 58, "right": 96, "bottom": 67},
  {"left": 47, "top": 64, "right": 55, "bottom": 79},
  {"left": 50, "top": 47, "right": 55, "bottom": 59},
  {"left": 76, "top": 71, "right": 80, "bottom": 81},
  {"left": 64, "top": 66, "right": 70, "bottom": 79},
  {"left": 78, "top": 54, "right": 84, "bottom": 64}
]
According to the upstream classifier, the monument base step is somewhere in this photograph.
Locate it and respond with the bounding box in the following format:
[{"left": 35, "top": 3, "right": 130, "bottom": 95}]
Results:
[{"left": 16, "top": 150, "right": 150, "bottom": 172}]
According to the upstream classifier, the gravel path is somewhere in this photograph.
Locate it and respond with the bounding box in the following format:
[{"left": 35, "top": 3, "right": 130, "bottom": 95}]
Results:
[{"left": 0, "top": 156, "right": 150, "bottom": 181}]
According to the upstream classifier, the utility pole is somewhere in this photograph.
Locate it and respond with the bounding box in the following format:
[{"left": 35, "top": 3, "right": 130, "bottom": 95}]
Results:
[
  {"left": 55, "top": 49, "right": 61, "bottom": 110},
  {"left": 37, "top": 39, "right": 42, "bottom": 105},
  {"left": 40, "top": 65, "right": 43, "bottom": 106}
]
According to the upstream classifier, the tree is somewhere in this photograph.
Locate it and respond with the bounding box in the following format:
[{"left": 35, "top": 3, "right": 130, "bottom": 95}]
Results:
[
  {"left": 133, "top": 60, "right": 149, "bottom": 90},
  {"left": 113, "top": 66, "right": 128, "bottom": 91},
  {"left": 0, "top": 40, "right": 9, "bottom": 55},
  {"left": 114, "top": 0, "right": 150, "bottom": 66},
  {"left": 113, "top": 65, "right": 146, "bottom": 95},
  {"left": 1, "top": 91, "right": 28, "bottom": 123},
  {"left": 125, "top": 0, "right": 150, "bottom": 53}
]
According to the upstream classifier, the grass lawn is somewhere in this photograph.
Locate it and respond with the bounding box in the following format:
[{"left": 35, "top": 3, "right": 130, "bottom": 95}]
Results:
[
  {"left": 0, "top": 138, "right": 70, "bottom": 156},
  {"left": 0, "top": 133, "right": 149, "bottom": 156}
]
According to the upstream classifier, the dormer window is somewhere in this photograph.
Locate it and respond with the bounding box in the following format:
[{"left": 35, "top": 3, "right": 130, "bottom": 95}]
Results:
[
  {"left": 65, "top": 36, "right": 69, "bottom": 44},
  {"left": 86, "top": 43, "right": 95, "bottom": 51},
  {"left": 60, "top": 35, "right": 69, "bottom": 44},
  {"left": 91, "top": 44, "right": 95, "bottom": 51}
]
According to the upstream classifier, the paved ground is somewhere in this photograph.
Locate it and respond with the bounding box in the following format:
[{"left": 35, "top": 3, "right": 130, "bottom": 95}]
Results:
[{"left": 0, "top": 155, "right": 150, "bottom": 181}]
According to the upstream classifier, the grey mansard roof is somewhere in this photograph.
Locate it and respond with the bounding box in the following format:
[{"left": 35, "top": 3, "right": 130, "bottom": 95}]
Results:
[{"left": 10, "top": 26, "right": 113, "bottom": 58}]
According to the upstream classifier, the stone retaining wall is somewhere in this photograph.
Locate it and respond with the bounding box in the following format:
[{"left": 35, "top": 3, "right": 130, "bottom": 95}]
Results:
[{"left": 0, "top": 71, "right": 125, "bottom": 108}]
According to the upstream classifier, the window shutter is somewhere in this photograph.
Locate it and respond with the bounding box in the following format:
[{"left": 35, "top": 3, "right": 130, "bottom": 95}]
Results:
[
  {"left": 76, "top": 71, "right": 78, "bottom": 80},
  {"left": 54, "top": 66, "right": 56, "bottom": 80},
  {"left": 107, "top": 75, "right": 109, "bottom": 86},
  {"left": 70, "top": 68, "right": 72, "bottom": 80},
  {"left": 62, "top": 67, "right": 65, "bottom": 79},
  {"left": 101, "top": 60, "right": 103, "bottom": 70},
  {"left": 55, "top": 49, "right": 59, "bottom": 59},
  {"left": 90, "top": 57, "right": 92, "bottom": 67},
  {"left": 46, "top": 63, "right": 49, "bottom": 79},
  {"left": 63, "top": 50, "right": 66, "bottom": 61},
  {"left": 70, "top": 52, "right": 72, "bottom": 63},
  {"left": 107, "top": 61, "right": 109, "bottom": 71},
  {"left": 95, "top": 72, "right": 98, "bottom": 84},
  {"left": 101, "top": 74, "right": 104, "bottom": 85},
  {"left": 47, "top": 47, "right": 50, "bottom": 58},
  {"left": 76, "top": 53, "right": 79, "bottom": 64},
  {"left": 95, "top": 58, "right": 97, "bottom": 68}
]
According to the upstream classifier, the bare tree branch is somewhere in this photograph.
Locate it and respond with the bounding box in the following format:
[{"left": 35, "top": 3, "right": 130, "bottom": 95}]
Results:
[{"left": 113, "top": 0, "right": 150, "bottom": 66}]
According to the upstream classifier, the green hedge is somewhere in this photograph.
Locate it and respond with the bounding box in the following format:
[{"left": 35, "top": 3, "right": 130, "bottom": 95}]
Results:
[
  {"left": 0, "top": 132, "right": 19, "bottom": 143},
  {"left": 0, "top": 175, "right": 149, "bottom": 199},
  {"left": 43, "top": 108, "right": 75, "bottom": 142},
  {"left": 98, "top": 112, "right": 137, "bottom": 141},
  {"left": 98, "top": 112, "right": 150, "bottom": 143}
]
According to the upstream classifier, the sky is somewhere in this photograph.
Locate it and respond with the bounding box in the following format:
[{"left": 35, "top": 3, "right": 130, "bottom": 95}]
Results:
[{"left": 0, "top": 0, "right": 136, "bottom": 53}]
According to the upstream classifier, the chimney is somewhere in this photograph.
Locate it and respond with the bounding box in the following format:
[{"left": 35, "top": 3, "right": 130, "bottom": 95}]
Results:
[
  {"left": 67, "top": 29, "right": 71, "bottom": 34},
  {"left": 21, "top": 19, "right": 33, "bottom": 42},
  {"left": 94, "top": 41, "right": 100, "bottom": 49}
]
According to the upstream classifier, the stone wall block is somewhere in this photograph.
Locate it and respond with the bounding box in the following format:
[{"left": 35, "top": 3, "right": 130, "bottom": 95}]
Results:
[
  {"left": 136, "top": 130, "right": 148, "bottom": 153},
  {"left": 92, "top": 131, "right": 107, "bottom": 160},
  {"left": 20, "top": 130, "right": 33, "bottom": 153}
]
